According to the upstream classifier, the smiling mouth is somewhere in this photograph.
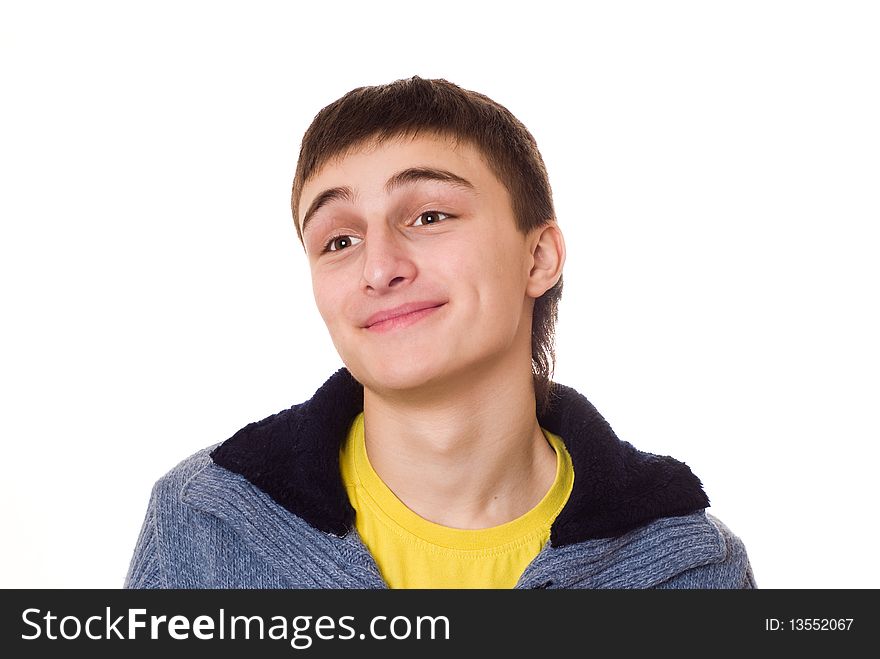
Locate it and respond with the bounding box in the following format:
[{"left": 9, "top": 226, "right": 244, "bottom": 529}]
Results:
[{"left": 365, "top": 304, "right": 446, "bottom": 333}]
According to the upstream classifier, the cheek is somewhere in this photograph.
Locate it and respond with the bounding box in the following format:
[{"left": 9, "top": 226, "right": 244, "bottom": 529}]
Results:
[
  {"left": 478, "top": 238, "right": 529, "bottom": 305},
  {"left": 312, "top": 276, "right": 347, "bottom": 327},
  {"left": 444, "top": 228, "right": 524, "bottom": 287}
]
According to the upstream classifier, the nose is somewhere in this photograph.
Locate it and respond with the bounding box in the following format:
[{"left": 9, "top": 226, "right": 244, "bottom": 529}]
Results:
[{"left": 360, "top": 225, "right": 417, "bottom": 293}]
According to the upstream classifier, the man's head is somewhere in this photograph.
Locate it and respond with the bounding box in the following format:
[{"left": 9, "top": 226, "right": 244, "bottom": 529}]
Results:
[{"left": 291, "top": 76, "right": 564, "bottom": 414}]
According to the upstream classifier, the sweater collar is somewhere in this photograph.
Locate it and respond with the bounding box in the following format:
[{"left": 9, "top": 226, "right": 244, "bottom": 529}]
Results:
[{"left": 210, "top": 368, "right": 710, "bottom": 547}]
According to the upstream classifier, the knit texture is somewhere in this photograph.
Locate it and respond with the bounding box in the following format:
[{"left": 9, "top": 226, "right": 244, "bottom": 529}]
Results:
[
  {"left": 209, "top": 368, "right": 712, "bottom": 546},
  {"left": 124, "top": 447, "right": 755, "bottom": 588},
  {"left": 125, "top": 369, "right": 756, "bottom": 589}
]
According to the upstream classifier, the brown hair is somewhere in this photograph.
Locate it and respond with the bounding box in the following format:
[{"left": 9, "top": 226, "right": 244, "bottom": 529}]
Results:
[{"left": 290, "top": 76, "right": 563, "bottom": 415}]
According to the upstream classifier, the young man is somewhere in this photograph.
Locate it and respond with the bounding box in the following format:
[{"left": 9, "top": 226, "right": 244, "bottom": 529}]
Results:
[{"left": 125, "top": 76, "right": 756, "bottom": 589}]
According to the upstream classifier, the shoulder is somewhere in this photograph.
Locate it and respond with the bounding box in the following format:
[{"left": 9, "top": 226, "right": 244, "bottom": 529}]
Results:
[
  {"left": 654, "top": 512, "right": 757, "bottom": 589},
  {"left": 130, "top": 443, "right": 288, "bottom": 588},
  {"left": 140, "top": 444, "right": 222, "bottom": 514},
  {"left": 151, "top": 443, "right": 220, "bottom": 494},
  {"left": 139, "top": 444, "right": 220, "bottom": 526},
  {"left": 126, "top": 443, "right": 222, "bottom": 588}
]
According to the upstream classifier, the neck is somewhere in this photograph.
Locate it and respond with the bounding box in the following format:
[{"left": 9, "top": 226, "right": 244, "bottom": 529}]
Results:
[{"left": 361, "top": 353, "right": 557, "bottom": 530}]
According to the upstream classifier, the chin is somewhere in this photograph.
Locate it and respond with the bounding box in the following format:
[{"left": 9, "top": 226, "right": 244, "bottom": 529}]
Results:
[{"left": 344, "top": 352, "right": 450, "bottom": 395}]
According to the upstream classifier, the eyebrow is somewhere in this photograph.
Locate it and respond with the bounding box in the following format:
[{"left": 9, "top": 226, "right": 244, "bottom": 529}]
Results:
[{"left": 300, "top": 166, "right": 475, "bottom": 236}]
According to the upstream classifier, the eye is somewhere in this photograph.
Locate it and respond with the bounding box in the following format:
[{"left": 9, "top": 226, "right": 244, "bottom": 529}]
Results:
[
  {"left": 322, "top": 234, "right": 363, "bottom": 253},
  {"left": 412, "top": 210, "right": 452, "bottom": 226},
  {"left": 320, "top": 210, "right": 451, "bottom": 253}
]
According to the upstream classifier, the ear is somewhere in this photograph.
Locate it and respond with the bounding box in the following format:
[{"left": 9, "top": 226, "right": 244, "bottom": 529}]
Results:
[{"left": 526, "top": 222, "right": 566, "bottom": 299}]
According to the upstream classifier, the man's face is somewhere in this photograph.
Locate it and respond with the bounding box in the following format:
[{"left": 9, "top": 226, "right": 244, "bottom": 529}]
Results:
[{"left": 298, "top": 133, "right": 541, "bottom": 396}]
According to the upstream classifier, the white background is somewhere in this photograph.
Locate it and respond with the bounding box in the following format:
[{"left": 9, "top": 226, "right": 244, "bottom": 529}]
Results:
[{"left": 1, "top": 0, "right": 877, "bottom": 589}]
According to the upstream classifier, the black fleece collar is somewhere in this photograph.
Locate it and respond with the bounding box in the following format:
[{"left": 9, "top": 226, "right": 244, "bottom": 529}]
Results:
[{"left": 210, "top": 368, "right": 710, "bottom": 547}]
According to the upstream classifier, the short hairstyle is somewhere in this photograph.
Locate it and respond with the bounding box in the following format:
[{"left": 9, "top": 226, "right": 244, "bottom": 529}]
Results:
[{"left": 291, "top": 76, "right": 563, "bottom": 415}]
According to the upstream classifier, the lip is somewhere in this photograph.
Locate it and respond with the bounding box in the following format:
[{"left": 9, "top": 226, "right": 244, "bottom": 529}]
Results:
[{"left": 363, "top": 301, "right": 447, "bottom": 331}]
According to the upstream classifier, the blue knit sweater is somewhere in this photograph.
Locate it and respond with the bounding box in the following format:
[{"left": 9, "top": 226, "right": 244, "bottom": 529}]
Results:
[{"left": 124, "top": 369, "right": 756, "bottom": 589}]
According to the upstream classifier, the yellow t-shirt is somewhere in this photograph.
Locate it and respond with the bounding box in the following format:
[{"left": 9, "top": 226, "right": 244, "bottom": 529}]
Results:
[{"left": 339, "top": 412, "right": 575, "bottom": 589}]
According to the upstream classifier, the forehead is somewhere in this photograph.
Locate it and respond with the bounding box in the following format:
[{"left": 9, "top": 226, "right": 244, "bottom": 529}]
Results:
[{"left": 298, "top": 133, "right": 502, "bottom": 230}]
